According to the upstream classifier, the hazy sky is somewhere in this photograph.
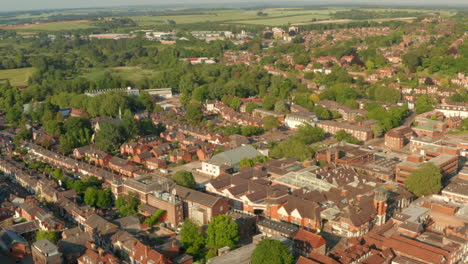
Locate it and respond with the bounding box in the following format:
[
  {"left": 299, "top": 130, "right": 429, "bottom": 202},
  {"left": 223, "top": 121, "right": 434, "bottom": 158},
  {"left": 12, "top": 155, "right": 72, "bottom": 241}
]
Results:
[{"left": 3, "top": 0, "right": 467, "bottom": 12}]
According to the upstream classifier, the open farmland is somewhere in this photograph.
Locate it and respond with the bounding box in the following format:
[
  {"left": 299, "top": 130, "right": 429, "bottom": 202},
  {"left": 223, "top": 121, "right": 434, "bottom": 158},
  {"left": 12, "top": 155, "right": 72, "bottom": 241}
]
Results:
[
  {"left": 1, "top": 20, "right": 94, "bottom": 31},
  {"left": 0, "top": 67, "right": 34, "bottom": 87},
  {"left": 134, "top": 9, "right": 342, "bottom": 26}
]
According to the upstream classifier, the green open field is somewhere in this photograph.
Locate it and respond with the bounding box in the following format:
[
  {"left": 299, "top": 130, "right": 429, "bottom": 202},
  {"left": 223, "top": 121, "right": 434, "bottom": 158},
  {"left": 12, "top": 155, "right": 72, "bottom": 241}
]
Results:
[
  {"left": 83, "top": 67, "right": 160, "bottom": 82},
  {"left": 134, "top": 8, "right": 347, "bottom": 27},
  {"left": 133, "top": 7, "right": 455, "bottom": 27},
  {"left": 0, "top": 67, "right": 34, "bottom": 86},
  {"left": 1, "top": 7, "right": 459, "bottom": 30},
  {"left": 12, "top": 21, "right": 95, "bottom": 31}
]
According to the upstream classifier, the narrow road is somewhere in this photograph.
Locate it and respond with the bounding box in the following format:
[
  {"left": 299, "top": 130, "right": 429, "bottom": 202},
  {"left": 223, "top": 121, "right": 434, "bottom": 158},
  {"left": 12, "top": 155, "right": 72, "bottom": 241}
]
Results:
[{"left": 403, "top": 111, "right": 416, "bottom": 126}]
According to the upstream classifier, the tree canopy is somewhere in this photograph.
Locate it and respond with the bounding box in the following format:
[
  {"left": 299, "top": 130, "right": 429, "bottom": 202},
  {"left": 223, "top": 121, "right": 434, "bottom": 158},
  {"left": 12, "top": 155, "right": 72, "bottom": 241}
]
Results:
[
  {"left": 415, "top": 95, "right": 434, "bottom": 114},
  {"left": 294, "top": 124, "right": 325, "bottom": 144},
  {"left": 405, "top": 162, "right": 442, "bottom": 197},
  {"left": 335, "top": 130, "right": 361, "bottom": 145},
  {"left": 263, "top": 116, "right": 281, "bottom": 131},
  {"left": 36, "top": 230, "right": 58, "bottom": 244},
  {"left": 251, "top": 239, "right": 293, "bottom": 264},
  {"left": 172, "top": 170, "right": 196, "bottom": 189},
  {"left": 180, "top": 219, "right": 205, "bottom": 257},
  {"left": 115, "top": 192, "right": 140, "bottom": 217},
  {"left": 206, "top": 214, "right": 239, "bottom": 250}
]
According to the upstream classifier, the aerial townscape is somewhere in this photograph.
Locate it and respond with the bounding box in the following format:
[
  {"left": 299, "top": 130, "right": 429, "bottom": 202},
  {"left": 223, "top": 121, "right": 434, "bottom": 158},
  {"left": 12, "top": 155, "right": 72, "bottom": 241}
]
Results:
[{"left": 0, "top": 1, "right": 467, "bottom": 264}]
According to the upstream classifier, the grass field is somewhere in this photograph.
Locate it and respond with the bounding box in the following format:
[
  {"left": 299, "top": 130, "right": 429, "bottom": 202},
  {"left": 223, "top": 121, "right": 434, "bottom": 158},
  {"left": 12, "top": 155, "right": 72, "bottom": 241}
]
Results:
[
  {"left": 134, "top": 7, "right": 448, "bottom": 27},
  {"left": 11, "top": 20, "right": 95, "bottom": 31},
  {"left": 83, "top": 67, "right": 160, "bottom": 82},
  {"left": 1, "top": 7, "right": 459, "bottom": 30},
  {"left": 0, "top": 67, "right": 34, "bottom": 87},
  {"left": 134, "top": 9, "right": 345, "bottom": 26}
]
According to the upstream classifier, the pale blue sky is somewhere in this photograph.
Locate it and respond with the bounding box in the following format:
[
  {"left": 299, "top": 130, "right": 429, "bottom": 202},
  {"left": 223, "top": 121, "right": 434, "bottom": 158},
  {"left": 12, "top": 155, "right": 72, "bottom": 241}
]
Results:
[{"left": 2, "top": 0, "right": 467, "bottom": 12}]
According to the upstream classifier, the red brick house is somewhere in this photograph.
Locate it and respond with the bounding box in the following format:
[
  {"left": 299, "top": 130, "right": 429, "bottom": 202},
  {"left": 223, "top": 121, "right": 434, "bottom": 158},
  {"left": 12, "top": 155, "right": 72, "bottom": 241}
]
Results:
[
  {"left": 145, "top": 157, "right": 167, "bottom": 170},
  {"left": 129, "top": 240, "right": 171, "bottom": 264},
  {"left": 73, "top": 145, "right": 112, "bottom": 166},
  {"left": 173, "top": 185, "right": 230, "bottom": 225},
  {"left": 169, "top": 150, "right": 192, "bottom": 163},
  {"left": 120, "top": 142, "right": 138, "bottom": 156},
  {"left": 77, "top": 243, "right": 119, "bottom": 264},
  {"left": 293, "top": 228, "right": 326, "bottom": 257},
  {"left": 133, "top": 151, "right": 153, "bottom": 164}
]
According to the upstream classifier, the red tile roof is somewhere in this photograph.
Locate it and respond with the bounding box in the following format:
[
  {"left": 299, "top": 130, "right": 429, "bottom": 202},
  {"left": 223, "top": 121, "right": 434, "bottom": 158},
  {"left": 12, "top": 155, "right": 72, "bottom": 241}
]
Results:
[{"left": 294, "top": 228, "right": 326, "bottom": 249}]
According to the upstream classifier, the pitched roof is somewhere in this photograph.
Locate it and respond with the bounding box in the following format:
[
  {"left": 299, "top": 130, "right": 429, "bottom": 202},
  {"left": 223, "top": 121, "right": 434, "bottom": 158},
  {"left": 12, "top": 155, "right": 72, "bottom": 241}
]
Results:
[
  {"left": 209, "top": 145, "right": 262, "bottom": 166},
  {"left": 173, "top": 185, "right": 221, "bottom": 207},
  {"left": 296, "top": 256, "right": 320, "bottom": 264},
  {"left": 85, "top": 214, "right": 118, "bottom": 234},
  {"left": 293, "top": 228, "right": 326, "bottom": 248}
]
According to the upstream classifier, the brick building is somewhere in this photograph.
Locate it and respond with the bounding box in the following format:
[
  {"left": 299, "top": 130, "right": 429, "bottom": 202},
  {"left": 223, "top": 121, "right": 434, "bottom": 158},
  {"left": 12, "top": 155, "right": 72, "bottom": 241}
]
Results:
[
  {"left": 32, "top": 238, "right": 62, "bottom": 264},
  {"left": 395, "top": 154, "right": 459, "bottom": 184},
  {"left": 317, "top": 120, "right": 373, "bottom": 141},
  {"left": 385, "top": 126, "right": 414, "bottom": 150}
]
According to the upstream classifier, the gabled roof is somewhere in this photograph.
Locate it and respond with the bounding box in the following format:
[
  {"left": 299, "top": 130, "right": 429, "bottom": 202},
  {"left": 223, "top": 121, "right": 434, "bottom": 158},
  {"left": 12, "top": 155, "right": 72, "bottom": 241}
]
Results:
[
  {"left": 173, "top": 185, "right": 221, "bottom": 208},
  {"left": 85, "top": 214, "right": 118, "bottom": 234},
  {"left": 293, "top": 228, "right": 326, "bottom": 248},
  {"left": 209, "top": 145, "right": 262, "bottom": 166}
]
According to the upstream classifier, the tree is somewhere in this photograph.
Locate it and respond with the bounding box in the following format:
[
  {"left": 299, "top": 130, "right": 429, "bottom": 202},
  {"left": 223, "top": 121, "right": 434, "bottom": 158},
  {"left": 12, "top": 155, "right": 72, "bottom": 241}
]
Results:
[
  {"left": 84, "top": 187, "right": 98, "bottom": 207},
  {"left": 251, "top": 239, "right": 293, "bottom": 264},
  {"left": 96, "top": 188, "right": 112, "bottom": 208},
  {"left": 239, "top": 158, "right": 255, "bottom": 168},
  {"left": 309, "top": 94, "right": 320, "bottom": 103},
  {"left": 365, "top": 60, "right": 375, "bottom": 70},
  {"left": 371, "top": 123, "right": 384, "bottom": 138},
  {"left": 270, "top": 138, "right": 314, "bottom": 161},
  {"left": 95, "top": 122, "right": 124, "bottom": 152},
  {"left": 115, "top": 192, "right": 140, "bottom": 217},
  {"left": 172, "top": 170, "right": 196, "bottom": 189},
  {"left": 292, "top": 35, "right": 304, "bottom": 44},
  {"left": 120, "top": 116, "right": 140, "bottom": 140},
  {"left": 36, "top": 230, "right": 57, "bottom": 244},
  {"left": 192, "top": 86, "right": 209, "bottom": 102},
  {"left": 186, "top": 102, "right": 203, "bottom": 122},
  {"left": 374, "top": 86, "right": 401, "bottom": 103},
  {"left": 313, "top": 105, "right": 331, "bottom": 120},
  {"left": 335, "top": 130, "right": 361, "bottom": 144},
  {"left": 263, "top": 116, "right": 280, "bottom": 131},
  {"left": 206, "top": 215, "right": 239, "bottom": 250},
  {"left": 294, "top": 124, "right": 325, "bottom": 144},
  {"left": 405, "top": 162, "right": 442, "bottom": 197},
  {"left": 415, "top": 95, "right": 434, "bottom": 114},
  {"left": 262, "top": 96, "right": 276, "bottom": 110},
  {"left": 274, "top": 101, "right": 289, "bottom": 114},
  {"left": 241, "top": 126, "right": 264, "bottom": 136},
  {"left": 44, "top": 120, "right": 62, "bottom": 135},
  {"left": 245, "top": 102, "right": 260, "bottom": 114},
  {"left": 144, "top": 209, "right": 166, "bottom": 227},
  {"left": 180, "top": 219, "right": 205, "bottom": 256},
  {"left": 402, "top": 51, "right": 422, "bottom": 69},
  {"left": 293, "top": 53, "right": 310, "bottom": 65}
]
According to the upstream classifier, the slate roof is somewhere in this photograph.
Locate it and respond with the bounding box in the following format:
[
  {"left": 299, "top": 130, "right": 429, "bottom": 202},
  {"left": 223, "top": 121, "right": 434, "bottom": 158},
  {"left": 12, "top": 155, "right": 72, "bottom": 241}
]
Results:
[
  {"left": 173, "top": 185, "right": 221, "bottom": 207},
  {"left": 209, "top": 145, "right": 262, "bottom": 166},
  {"left": 85, "top": 214, "right": 118, "bottom": 234}
]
